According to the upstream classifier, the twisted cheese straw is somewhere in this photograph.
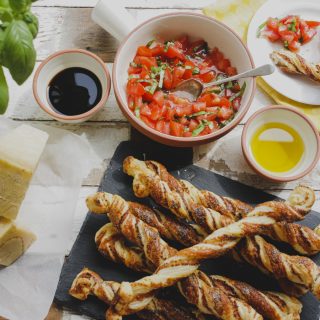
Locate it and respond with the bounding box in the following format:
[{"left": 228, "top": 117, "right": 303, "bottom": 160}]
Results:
[
  {"left": 131, "top": 160, "right": 320, "bottom": 297},
  {"left": 92, "top": 218, "right": 302, "bottom": 320},
  {"left": 122, "top": 157, "right": 320, "bottom": 296},
  {"left": 207, "top": 275, "right": 302, "bottom": 320},
  {"left": 87, "top": 193, "right": 263, "bottom": 320},
  {"left": 95, "top": 223, "right": 154, "bottom": 273},
  {"left": 124, "top": 157, "right": 319, "bottom": 255},
  {"left": 91, "top": 196, "right": 306, "bottom": 319},
  {"left": 69, "top": 268, "right": 204, "bottom": 320},
  {"left": 90, "top": 191, "right": 316, "bottom": 298},
  {"left": 181, "top": 179, "right": 320, "bottom": 255},
  {"left": 238, "top": 235, "right": 320, "bottom": 298},
  {"left": 92, "top": 200, "right": 204, "bottom": 247}
]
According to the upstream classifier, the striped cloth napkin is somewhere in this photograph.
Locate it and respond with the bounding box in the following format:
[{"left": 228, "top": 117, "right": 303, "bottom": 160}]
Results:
[{"left": 203, "top": 0, "right": 320, "bottom": 130}]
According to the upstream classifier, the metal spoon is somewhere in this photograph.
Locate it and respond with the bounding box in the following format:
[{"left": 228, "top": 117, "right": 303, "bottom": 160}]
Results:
[{"left": 172, "top": 64, "right": 275, "bottom": 101}]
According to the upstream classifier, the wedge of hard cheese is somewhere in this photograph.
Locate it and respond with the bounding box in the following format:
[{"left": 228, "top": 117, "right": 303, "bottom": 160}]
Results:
[
  {"left": 0, "top": 125, "right": 48, "bottom": 220},
  {"left": 0, "top": 217, "right": 36, "bottom": 266}
]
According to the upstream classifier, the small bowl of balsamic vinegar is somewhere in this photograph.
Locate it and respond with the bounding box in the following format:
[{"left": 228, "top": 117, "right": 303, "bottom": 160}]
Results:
[
  {"left": 242, "top": 105, "right": 320, "bottom": 182},
  {"left": 33, "top": 49, "right": 111, "bottom": 123}
]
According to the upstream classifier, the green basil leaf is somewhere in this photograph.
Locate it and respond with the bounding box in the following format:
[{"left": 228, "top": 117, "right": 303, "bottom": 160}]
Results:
[
  {"left": 192, "top": 67, "right": 200, "bottom": 75},
  {"left": 1, "top": 20, "right": 36, "bottom": 85},
  {"left": 229, "top": 82, "right": 246, "bottom": 102},
  {"left": 146, "top": 39, "right": 155, "bottom": 48},
  {"left": 192, "top": 122, "right": 205, "bottom": 136},
  {"left": 135, "top": 107, "right": 140, "bottom": 118},
  {"left": 9, "top": 0, "right": 28, "bottom": 13},
  {"left": 0, "top": 7, "right": 13, "bottom": 22},
  {"left": 256, "top": 21, "right": 266, "bottom": 37},
  {"left": 0, "top": 0, "right": 9, "bottom": 8},
  {"left": 0, "top": 66, "right": 9, "bottom": 114},
  {"left": 186, "top": 111, "right": 215, "bottom": 119},
  {"left": 0, "top": 27, "right": 5, "bottom": 64},
  {"left": 23, "top": 11, "right": 38, "bottom": 38}
]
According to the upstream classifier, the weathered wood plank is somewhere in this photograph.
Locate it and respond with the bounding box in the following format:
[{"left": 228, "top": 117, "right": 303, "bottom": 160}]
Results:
[
  {"left": 31, "top": 7, "right": 199, "bottom": 62},
  {"left": 33, "top": 0, "right": 212, "bottom": 9},
  {"left": 46, "top": 304, "right": 63, "bottom": 320},
  {"left": 11, "top": 121, "right": 314, "bottom": 190}
]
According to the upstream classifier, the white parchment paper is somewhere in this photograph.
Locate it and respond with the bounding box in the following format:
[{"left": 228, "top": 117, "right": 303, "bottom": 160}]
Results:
[{"left": 0, "top": 118, "right": 100, "bottom": 320}]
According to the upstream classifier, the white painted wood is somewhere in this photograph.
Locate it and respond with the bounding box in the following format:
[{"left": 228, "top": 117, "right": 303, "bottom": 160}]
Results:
[
  {"left": 33, "top": 0, "right": 212, "bottom": 9},
  {"left": 63, "top": 313, "right": 91, "bottom": 320},
  {"left": 30, "top": 7, "right": 200, "bottom": 62}
]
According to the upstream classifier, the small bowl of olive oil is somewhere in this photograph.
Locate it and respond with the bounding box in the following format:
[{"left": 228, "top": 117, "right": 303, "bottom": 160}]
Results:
[
  {"left": 242, "top": 106, "right": 320, "bottom": 182},
  {"left": 33, "top": 49, "right": 111, "bottom": 123}
]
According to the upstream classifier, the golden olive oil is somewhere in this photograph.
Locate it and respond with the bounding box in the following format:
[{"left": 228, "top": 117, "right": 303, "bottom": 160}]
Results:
[{"left": 250, "top": 122, "right": 304, "bottom": 173}]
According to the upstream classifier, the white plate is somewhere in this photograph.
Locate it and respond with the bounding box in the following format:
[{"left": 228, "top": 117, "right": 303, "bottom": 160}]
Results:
[{"left": 247, "top": 0, "right": 320, "bottom": 105}]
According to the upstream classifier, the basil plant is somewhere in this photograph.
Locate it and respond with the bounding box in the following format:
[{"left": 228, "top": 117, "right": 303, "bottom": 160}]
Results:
[{"left": 0, "top": 0, "right": 38, "bottom": 114}]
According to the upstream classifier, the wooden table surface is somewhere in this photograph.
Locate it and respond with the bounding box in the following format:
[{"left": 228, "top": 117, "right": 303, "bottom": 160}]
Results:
[{"left": 2, "top": 0, "right": 320, "bottom": 319}]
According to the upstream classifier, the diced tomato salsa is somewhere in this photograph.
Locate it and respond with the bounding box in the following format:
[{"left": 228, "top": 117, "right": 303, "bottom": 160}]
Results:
[
  {"left": 126, "top": 36, "right": 245, "bottom": 138},
  {"left": 258, "top": 15, "right": 320, "bottom": 52}
]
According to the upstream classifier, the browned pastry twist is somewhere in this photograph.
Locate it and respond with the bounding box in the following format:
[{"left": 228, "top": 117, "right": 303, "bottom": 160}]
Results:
[
  {"left": 124, "top": 159, "right": 320, "bottom": 296},
  {"left": 95, "top": 222, "right": 302, "bottom": 320},
  {"left": 208, "top": 275, "right": 302, "bottom": 320},
  {"left": 87, "top": 193, "right": 263, "bottom": 320},
  {"left": 90, "top": 196, "right": 204, "bottom": 247},
  {"left": 264, "top": 221, "right": 320, "bottom": 256},
  {"left": 95, "top": 223, "right": 154, "bottom": 273},
  {"left": 91, "top": 185, "right": 320, "bottom": 258},
  {"left": 124, "top": 157, "right": 313, "bottom": 218},
  {"left": 69, "top": 268, "right": 205, "bottom": 320},
  {"left": 238, "top": 235, "right": 320, "bottom": 299},
  {"left": 89, "top": 191, "right": 315, "bottom": 302},
  {"left": 141, "top": 159, "right": 252, "bottom": 219},
  {"left": 270, "top": 50, "right": 320, "bottom": 83},
  {"left": 129, "top": 202, "right": 205, "bottom": 245},
  {"left": 183, "top": 183, "right": 320, "bottom": 255},
  {"left": 95, "top": 197, "right": 305, "bottom": 319},
  {"left": 124, "top": 157, "right": 319, "bottom": 256},
  {"left": 90, "top": 192, "right": 305, "bottom": 319},
  {"left": 125, "top": 157, "right": 320, "bottom": 295},
  {"left": 123, "top": 157, "right": 235, "bottom": 233}
]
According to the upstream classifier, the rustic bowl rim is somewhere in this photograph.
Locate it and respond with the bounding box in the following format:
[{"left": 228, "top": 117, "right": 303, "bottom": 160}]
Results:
[
  {"left": 33, "top": 48, "right": 111, "bottom": 121},
  {"left": 241, "top": 105, "right": 320, "bottom": 182},
  {"left": 113, "top": 11, "right": 256, "bottom": 147}
]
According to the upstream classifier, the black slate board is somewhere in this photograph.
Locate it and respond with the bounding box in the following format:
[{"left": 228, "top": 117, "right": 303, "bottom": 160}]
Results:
[{"left": 55, "top": 140, "right": 320, "bottom": 320}]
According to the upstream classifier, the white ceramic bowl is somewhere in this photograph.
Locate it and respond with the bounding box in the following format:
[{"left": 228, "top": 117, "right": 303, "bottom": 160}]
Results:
[
  {"left": 33, "top": 49, "right": 111, "bottom": 123},
  {"left": 92, "top": 2, "right": 256, "bottom": 147},
  {"left": 112, "top": 13, "right": 256, "bottom": 147},
  {"left": 242, "top": 106, "right": 320, "bottom": 182}
]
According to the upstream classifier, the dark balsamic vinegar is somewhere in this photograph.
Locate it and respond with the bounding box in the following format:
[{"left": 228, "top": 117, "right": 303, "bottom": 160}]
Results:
[{"left": 48, "top": 67, "right": 103, "bottom": 116}]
